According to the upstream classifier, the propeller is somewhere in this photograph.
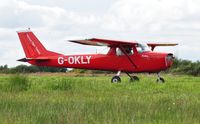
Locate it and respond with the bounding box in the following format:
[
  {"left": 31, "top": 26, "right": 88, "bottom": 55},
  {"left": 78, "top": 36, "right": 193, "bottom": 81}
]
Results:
[{"left": 173, "top": 43, "right": 180, "bottom": 60}]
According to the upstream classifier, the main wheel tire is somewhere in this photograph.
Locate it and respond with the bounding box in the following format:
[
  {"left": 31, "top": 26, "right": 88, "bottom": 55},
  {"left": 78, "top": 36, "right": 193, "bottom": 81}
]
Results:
[
  {"left": 130, "top": 76, "right": 139, "bottom": 82},
  {"left": 156, "top": 77, "right": 165, "bottom": 83},
  {"left": 111, "top": 76, "right": 121, "bottom": 83}
]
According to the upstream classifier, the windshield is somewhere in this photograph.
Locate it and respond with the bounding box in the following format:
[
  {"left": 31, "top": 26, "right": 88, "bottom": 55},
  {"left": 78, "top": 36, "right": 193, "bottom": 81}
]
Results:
[{"left": 137, "top": 43, "right": 151, "bottom": 53}]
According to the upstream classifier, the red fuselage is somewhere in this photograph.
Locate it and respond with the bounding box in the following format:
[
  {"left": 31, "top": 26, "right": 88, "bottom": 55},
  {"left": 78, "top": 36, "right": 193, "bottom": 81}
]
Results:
[{"left": 29, "top": 51, "right": 173, "bottom": 73}]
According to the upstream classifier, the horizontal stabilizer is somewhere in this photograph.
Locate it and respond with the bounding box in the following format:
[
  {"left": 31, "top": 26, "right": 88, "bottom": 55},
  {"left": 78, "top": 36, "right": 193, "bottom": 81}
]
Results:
[
  {"left": 17, "top": 57, "right": 50, "bottom": 62},
  {"left": 147, "top": 43, "right": 178, "bottom": 47},
  {"left": 147, "top": 43, "right": 178, "bottom": 51}
]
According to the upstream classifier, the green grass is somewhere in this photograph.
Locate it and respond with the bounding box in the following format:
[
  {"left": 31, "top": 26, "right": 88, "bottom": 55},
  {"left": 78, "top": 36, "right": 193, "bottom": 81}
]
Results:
[{"left": 0, "top": 74, "right": 199, "bottom": 124}]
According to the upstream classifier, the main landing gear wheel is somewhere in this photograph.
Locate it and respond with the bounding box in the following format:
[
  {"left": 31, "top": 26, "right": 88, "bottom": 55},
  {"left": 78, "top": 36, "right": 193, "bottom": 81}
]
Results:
[
  {"left": 111, "top": 76, "right": 121, "bottom": 83},
  {"left": 126, "top": 72, "right": 139, "bottom": 82},
  {"left": 130, "top": 76, "right": 139, "bottom": 82}
]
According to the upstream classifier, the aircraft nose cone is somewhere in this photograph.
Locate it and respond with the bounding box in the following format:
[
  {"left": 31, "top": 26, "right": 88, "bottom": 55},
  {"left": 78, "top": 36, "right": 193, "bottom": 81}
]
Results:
[{"left": 165, "top": 53, "right": 174, "bottom": 67}]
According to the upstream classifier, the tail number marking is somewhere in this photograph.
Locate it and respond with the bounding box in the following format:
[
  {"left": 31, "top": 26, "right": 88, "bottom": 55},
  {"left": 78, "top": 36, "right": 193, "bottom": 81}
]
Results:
[{"left": 58, "top": 56, "right": 91, "bottom": 65}]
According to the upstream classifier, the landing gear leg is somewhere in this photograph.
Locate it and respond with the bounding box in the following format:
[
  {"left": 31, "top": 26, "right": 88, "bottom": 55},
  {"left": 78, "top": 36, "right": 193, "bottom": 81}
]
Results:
[
  {"left": 111, "top": 71, "right": 121, "bottom": 83},
  {"left": 156, "top": 72, "right": 165, "bottom": 83},
  {"left": 126, "top": 72, "right": 139, "bottom": 82}
]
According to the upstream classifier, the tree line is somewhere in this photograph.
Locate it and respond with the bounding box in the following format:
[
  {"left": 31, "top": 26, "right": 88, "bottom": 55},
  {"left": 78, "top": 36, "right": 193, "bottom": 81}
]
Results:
[
  {"left": 0, "top": 65, "right": 67, "bottom": 73},
  {"left": 169, "top": 59, "right": 200, "bottom": 76},
  {"left": 0, "top": 59, "right": 200, "bottom": 76}
]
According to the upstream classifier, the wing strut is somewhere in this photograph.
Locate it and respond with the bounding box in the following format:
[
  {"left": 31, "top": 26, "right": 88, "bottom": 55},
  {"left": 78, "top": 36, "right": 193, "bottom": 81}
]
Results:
[{"left": 119, "top": 46, "right": 137, "bottom": 69}]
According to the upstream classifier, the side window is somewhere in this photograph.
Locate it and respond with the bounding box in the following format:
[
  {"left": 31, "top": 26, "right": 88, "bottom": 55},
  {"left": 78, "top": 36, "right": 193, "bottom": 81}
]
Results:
[
  {"left": 116, "top": 48, "right": 123, "bottom": 56},
  {"left": 125, "top": 47, "right": 134, "bottom": 55},
  {"left": 116, "top": 47, "right": 134, "bottom": 56}
]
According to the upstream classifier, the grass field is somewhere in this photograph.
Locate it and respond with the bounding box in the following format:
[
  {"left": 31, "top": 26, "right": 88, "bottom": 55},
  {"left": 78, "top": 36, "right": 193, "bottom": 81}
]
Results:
[{"left": 0, "top": 74, "right": 199, "bottom": 124}]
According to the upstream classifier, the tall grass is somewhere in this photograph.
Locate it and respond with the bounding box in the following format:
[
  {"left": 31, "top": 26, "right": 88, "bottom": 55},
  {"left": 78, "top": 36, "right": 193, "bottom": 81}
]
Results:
[
  {"left": 47, "top": 78, "right": 73, "bottom": 91},
  {"left": 7, "top": 74, "right": 29, "bottom": 92},
  {"left": 0, "top": 74, "right": 199, "bottom": 124}
]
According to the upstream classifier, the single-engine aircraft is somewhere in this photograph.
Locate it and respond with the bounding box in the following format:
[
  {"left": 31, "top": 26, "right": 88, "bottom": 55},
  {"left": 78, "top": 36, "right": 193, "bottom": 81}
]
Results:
[{"left": 17, "top": 30, "right": 178, "bottom": 83}]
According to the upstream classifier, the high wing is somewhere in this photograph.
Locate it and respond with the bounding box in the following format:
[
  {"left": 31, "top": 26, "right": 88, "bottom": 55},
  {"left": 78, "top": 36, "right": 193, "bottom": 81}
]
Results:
[
  {"left": 147, "top": 43, "right": 178, "bottom": 51},
  {"left": 69, "top": 38, "right": 178, "bottom": 47},
  {"left": 68, "top": 38, "right": 138, "bottom": 47}
]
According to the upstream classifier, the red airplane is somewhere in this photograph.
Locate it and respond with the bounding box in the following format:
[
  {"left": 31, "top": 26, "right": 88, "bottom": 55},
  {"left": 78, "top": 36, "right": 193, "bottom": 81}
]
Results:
[{"left": 17, "top": 30, "right": 178, "bottom": 83}]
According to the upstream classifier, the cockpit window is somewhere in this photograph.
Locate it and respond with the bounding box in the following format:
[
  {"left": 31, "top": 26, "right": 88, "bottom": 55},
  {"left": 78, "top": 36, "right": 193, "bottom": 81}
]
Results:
[
  {"left": 136, "top": 43, "right": 151, "bottom": 53},
  {"left": 116, "top": 46, "right": 134, "bottom": 56}
]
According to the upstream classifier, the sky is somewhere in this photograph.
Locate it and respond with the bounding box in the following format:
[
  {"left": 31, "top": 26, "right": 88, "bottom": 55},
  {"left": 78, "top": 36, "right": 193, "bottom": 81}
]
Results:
[{"left": 0, "top": 0, "right": 200, "bottom": 67}]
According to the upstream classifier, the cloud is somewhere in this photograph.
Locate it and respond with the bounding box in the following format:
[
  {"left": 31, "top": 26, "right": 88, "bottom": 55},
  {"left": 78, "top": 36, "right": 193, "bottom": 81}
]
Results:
[
  {"left": 0, "top": 0, "right": 98, "bottom": 28},
  {"left": 103, "top": 0, "right": 200, "bottom": 34},
  {"left": 0, "top": 0, "right": 200, "bottom": 67},
  {"left": 0, "top": 0, "right": 42, "bottom": 28}
]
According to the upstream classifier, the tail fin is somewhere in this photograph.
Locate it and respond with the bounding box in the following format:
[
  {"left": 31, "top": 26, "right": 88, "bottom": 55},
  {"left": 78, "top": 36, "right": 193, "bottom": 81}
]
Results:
[{"left": 17, "top": 30, "right": 61, "bottom": 58}]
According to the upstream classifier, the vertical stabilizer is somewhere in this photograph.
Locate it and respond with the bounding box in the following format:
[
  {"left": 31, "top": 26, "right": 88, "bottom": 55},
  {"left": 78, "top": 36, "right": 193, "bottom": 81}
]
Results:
[{"left": 17, "top": 30, "right": 60, "bottom": 58}]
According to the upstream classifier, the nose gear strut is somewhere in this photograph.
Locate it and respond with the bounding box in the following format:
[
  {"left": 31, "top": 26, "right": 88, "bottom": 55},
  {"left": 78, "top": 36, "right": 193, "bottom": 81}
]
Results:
[{"left": 156, "top": 72, "right": 165, "bottom": 83}]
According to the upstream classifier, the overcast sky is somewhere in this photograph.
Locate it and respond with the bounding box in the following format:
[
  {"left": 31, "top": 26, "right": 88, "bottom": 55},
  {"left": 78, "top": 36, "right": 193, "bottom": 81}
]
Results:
[{"left": 0, "top": 0, "right": 200, "bottom": 67}]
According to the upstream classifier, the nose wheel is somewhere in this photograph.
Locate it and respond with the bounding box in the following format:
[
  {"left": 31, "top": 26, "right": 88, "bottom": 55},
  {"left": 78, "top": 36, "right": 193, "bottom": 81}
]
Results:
[{"left": 156, "top": 73, "right": 165, "bottom": 83}]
